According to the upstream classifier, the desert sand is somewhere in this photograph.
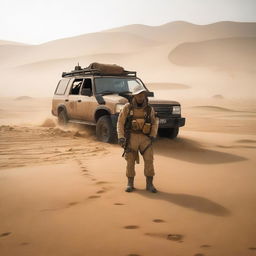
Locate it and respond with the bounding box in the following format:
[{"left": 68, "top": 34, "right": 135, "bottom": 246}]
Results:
[
  {"left": 0, "top": 95, "right": 256, "bottom": 256},
  {"left": 1, "top": 21, "right": 256, "bottom": 256}
]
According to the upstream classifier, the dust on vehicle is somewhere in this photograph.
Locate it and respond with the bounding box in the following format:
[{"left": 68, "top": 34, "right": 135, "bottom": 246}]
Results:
[{"left": 52, "top": 63, "right": 185, "bottom": 143}]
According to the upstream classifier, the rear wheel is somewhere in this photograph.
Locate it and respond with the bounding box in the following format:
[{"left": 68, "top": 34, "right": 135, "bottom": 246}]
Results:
[
  {"left": 96, "top": 115, "right": 117, "bottom": 143},
  {"left": 58, "top": 110, "right": 68, "bottom": 126},
  {"left": 158, "top": 127, "right": 179, "bottom": 139}
]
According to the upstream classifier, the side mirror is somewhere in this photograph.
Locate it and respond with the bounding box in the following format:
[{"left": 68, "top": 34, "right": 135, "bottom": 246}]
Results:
[
  {"left": 147, "top": 91, "right": 154, "bottom": 97},
  {"left": 81, "top": 88, "right": 92, "bottom": 96}
]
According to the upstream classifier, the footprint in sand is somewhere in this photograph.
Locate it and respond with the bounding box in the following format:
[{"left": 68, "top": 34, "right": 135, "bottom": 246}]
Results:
[
  {"left": 20, "top": 242, "right": 30, "bottom": 246},
  {"left": 124, "top": 225, "right": 139, "bottom": 229},
  {"left": 67, "top": 202, "right": 79, "bottom": 207},
  {"left": 145, "top": 232, "right": 183, "bottom": 242},
  {"left": 114, "top": 203, "right": 125, "bottom": 206},
  {"left": 88, "top": 195, "right": 101, "bottom": 199},
  {"left": 95, "top": 181, "right": 109, "bottom": 185},
  {"left": 0, "top": 232, "right": 11, "bottom": 237},
  {"left": 96, "top": 190, "right": 106, "bottom": 194},
  {"left": 167, "top": 234, "right": 183, "bottom": 241},
  {"left": 200, "top": 244, "right": 211, "bottom": 248},
  {"left": 76, "top": 160, "right": 82, "bottom": 165},
  {"left": 152, "top": 219, "right": 165, "bottom": 223}
]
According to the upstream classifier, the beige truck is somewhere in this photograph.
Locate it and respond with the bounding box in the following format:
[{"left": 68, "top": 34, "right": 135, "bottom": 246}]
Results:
[{"left": 51, "top": 63, "right": 185, "bottom": 143}]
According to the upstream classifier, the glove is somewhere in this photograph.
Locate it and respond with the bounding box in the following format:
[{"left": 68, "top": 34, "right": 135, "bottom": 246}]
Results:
[
  {"left": 149, "top": 136, "right": 156, "bottom": 143},
  {"left": 118, "top": 138, "right": 126, "bottom": 148}
]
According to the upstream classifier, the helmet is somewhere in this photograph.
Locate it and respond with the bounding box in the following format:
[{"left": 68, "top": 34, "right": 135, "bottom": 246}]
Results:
[{"left": 131, "top": 84, "right": 147, "bottom": 95}]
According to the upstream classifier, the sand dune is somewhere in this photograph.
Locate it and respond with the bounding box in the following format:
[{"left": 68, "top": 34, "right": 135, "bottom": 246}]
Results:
[
  {"left": 146, "top": 82, "right": 190, "bottom": 90},
  {"left": 1, "top": 21, "right": 256, "bottom": 68},
  {"left": 0, "top": 44, "right": 30, "bottom": 63},
  {"left": 15, "top": 96, "right": 33, "bottom": 101},
  {"left": 107, "top": 21, "right": 256, "bottom": 44},
  {"left": 0, "top": 40, "right": 27, "bottom": 46},
  {"left": 1, "top": 21, "right": 256, "bottom": 98},
  {"left": 168, "top": 37, "right": 256, "bottom": 71},
  {"left": 190, "top": 105, "right": 256, "bottom": 113},
  {"left": 0, "top": 32, "right": 159, "bottom": 68}
]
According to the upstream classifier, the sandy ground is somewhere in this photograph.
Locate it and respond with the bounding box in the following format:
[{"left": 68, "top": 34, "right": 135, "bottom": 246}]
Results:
[
  {"left": 0, "top": 97, "right": 256, "bottom": 256},
  {"left": 1, "top": 21, "right": 256, "bottom": 256}
]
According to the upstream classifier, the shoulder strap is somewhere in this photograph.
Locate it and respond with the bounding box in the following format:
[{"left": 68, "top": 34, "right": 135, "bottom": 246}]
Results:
[
  {"left": 145, "top": 105, "right": 152, "bottom": 123},
  {"left": 128, "top": 104, "right": 133, "bottom": 116},
  {"left": 124, "top": 104, "right": 133, "bottom": 129}
]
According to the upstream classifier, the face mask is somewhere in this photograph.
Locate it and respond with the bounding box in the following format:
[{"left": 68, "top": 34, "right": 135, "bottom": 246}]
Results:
[{"left": 135, "top": 98, "right": 144, "bottom": 106}]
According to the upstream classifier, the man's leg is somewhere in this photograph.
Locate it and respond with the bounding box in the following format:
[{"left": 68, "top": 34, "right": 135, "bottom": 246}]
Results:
[
  {"left": 125, "top": 151, "right": 136, "bottom": 178},
  {"left": 124, "top": 134, "right": 139, "bottom": 192},
  {"left": 140, "top": 135, "right": 157, "bottom": 193},
  {"left": 140, "top": 135, "right": 155, "bottom": 176}
]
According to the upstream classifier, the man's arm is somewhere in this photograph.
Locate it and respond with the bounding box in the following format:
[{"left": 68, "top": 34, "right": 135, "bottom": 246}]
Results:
[
  {"left": 149, "top": 107, "right": 159, "bottom": 138},
  {"left": 117, "top": 103, "right": 129, "bottom": 139}
]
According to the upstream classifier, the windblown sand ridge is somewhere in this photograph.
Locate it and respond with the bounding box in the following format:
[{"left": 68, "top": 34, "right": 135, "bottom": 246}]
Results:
[
  {"left": 168, "top": 37, "right": 256, "bottom": 71},
  {"left": 1, "top": 21, "right": 256, "bottom": 97}
]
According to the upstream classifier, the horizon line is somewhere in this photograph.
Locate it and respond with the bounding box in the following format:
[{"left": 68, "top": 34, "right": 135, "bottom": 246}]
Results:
[{"left": 1, "top": 19, "right": 255, "bottom": 46}]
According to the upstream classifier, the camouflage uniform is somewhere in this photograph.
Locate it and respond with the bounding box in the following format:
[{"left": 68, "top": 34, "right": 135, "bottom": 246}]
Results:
[
  {"left": 117, "top": 97, "right": 158, "bottom": 178},
  {"left": 117, "top": 88, "right": 158, "bottom": 193}
]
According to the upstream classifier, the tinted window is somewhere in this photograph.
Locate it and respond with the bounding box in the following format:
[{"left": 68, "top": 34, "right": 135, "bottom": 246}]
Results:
[
  {"left": 95, "top": 78, "right": 143, "bottom": 94},
  {"left": 69, "top": 79, "right": 83, "bottom": 95},
  {"left": 55, "top": 79, "right": 70, "bottom": 95}
]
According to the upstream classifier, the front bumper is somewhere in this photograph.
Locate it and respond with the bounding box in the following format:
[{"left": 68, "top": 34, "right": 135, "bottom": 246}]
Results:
[{"left": 158, "top": 117, "right": 185, "bottom": 128}]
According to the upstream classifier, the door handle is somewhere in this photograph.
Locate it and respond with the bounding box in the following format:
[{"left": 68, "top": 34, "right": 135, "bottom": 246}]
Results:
[
  {"left": 65, "top": 99, "right": 69, "bottom": 102},
  {"left": 78, "top": 99, "right": 82, "bottom": 102}
]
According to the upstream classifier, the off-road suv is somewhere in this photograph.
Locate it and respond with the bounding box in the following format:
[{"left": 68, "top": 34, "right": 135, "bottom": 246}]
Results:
[{"left": 52, "top": 63, "right": 185, "bottom": 143}]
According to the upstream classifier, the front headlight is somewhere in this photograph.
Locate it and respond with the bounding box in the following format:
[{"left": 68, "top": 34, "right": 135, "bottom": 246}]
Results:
[
  {"left": 115, "top": 104, "right": 125, "bottom": 113},
  {"left": 172, "top": 106, "right": 181, "bottom": 115}
]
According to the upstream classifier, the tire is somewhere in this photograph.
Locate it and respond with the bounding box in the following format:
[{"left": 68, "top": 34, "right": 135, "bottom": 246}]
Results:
[
  {"left": 58, "top": 109, "right": 68, "bottom": 126},
  {"left": 158, "top": 127, "right": 179, "bottom": 139},
  {"left": 96, "top": 115, "right": 117, "bottom": 143}
]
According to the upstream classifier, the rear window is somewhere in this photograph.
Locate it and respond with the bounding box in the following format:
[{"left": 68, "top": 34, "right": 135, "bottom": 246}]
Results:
[{"left": 55, "top": 79, "right": 70, "bottom": 95}]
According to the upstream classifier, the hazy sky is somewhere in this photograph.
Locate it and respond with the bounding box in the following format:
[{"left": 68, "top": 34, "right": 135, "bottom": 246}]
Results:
[{"left": 0, "top": 0, "right": 255, "bottom": 44}]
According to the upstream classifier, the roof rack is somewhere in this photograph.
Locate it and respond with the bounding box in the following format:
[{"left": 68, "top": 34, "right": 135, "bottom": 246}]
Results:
[{"left": 62, "top": 63, "right": 137, "bottom": 78}]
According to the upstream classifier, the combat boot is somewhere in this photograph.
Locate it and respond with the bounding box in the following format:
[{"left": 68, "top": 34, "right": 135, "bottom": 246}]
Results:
[
  {"left": 146, "top": 176, "right": 157, "bottom": 193},
  {"left": 125, "top": 177, "right": 135, "bottom": 192}
]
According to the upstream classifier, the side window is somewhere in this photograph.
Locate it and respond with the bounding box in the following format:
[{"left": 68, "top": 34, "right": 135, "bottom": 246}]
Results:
[
  {"left": 69, "top": 79, "right": 83, "bottom": 95},
  {"left": 55, "top": 78, "right": 70, "bottom": 95},
  {"left": 82, "top": 79, "right": 92, "bottom": 90}
]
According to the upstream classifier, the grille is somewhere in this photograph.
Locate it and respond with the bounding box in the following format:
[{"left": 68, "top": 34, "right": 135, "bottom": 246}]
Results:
[{"left": 151, "top": 104, "right": 173, "bottom": 118}]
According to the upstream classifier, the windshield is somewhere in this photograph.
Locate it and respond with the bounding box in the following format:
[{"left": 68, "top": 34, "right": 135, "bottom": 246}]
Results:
[{"left": 94, "top": 77, "right": 146, "bottom": 94}]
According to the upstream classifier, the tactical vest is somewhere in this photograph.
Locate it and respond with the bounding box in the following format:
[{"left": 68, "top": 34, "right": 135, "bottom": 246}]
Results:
[{"left": 125, "top": 104, "right": 152, "bottom": 135}]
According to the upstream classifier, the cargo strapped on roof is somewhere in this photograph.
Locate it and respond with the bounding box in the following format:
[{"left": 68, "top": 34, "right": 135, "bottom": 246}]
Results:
[{"left": 62, "top": 62, "right": 137, "bottom": 78}]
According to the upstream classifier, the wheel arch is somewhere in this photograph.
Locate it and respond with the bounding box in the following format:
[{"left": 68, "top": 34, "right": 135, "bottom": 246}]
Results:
[
  {"left": 57, "top": 104, "right": 68, "bottom": 115},
  {"left": 94, "top": 106, "right": 112, "bottom": 122}
]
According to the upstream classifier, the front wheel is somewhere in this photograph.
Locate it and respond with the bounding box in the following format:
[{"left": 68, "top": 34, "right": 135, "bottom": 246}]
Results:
[
  {"left": 96, "top": 115, "right": 117, "bottom": 143},
  {"left": 158, "top": 127, "right": 179, "bottom": 139}
]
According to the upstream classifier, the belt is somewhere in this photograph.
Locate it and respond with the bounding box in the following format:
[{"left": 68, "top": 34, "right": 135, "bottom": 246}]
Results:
[{"left": 130, "top": 130, "right": 143, "bottom": 134}]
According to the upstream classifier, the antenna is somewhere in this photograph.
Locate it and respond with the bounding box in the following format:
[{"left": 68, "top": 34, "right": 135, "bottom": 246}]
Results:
[{"left": 74, "top": 62, "right": 82, "bottom": 71}]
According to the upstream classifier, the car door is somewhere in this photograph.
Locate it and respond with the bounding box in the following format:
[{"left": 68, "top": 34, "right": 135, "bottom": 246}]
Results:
[
  {"left": 66, "top": 78, "right": 83, "bottom": 119},
  {"left": 76, "top": 78, "right": 96, "bottom": 121}
]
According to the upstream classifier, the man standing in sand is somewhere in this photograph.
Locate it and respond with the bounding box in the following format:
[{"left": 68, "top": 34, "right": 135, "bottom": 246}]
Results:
[{"left": 117, "top": 85, "right": 159, "bottom": 193}]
